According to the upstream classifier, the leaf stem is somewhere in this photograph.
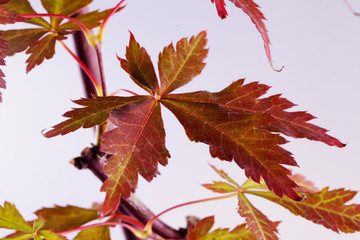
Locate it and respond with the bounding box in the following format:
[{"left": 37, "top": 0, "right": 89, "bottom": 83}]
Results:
[
  {"left": 57, "top": 221, "right": 139, "bottom": 236},
  {"left": 97, "top": 0, "right": 127, "bottom": 43},
  {"left": 59, "top": 40, "right": 102, "bottom": 96},
  {"left": 145, "top": 192, "right": 237, "bottom": 233},
  {"left": 343, "top": 0, "right": 360, "bottom": 16}
]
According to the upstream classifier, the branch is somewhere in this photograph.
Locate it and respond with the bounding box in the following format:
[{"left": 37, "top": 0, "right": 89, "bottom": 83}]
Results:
[{"left": 74, "top": 146, "right": 186, "bottom": 239}]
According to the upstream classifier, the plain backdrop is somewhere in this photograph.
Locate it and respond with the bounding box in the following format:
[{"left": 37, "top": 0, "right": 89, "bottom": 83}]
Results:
[{"left": 1, "top": 0, "right": 360, "bottom": 239}]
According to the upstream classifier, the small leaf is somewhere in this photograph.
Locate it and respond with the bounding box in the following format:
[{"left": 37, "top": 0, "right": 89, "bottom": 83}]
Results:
[
  {"left": 44, "top": 96, "right": 148, "bottom": 137},
  {"left": 0, "top": 202, "right": 33, "bottom": 233},
  {"left": 40, "top": 0, "right": 92, "bottom": 27},
  {"left": 25, "top": 34, "right": 65, "bottom": 73},
  {"left": 158, "top": 31, "right": 208, "bottom": 96},
  {"left": 237, "top": 193, "right": 279, "bottom": 240},
  {"left": 247, "top": 188, "right": 360, "bottom": 233},
  {"left": 35, "top": 205, "right": 98, "bottom": 233},
  {"left": 202, "top": 181, "right": 238, "bottom": 193},
  {"left": 2, "top": 0, "right": 50, "bottom": 27},
  {"left": 73, "top": 225, "right": 110, "bottom": 240},
  {"left": 120, "top": 32, "right": 159, "bottom": 95},
  {"left": 100, "top": 98, "right": 170, "bottom": 216},
  {"left": 187, "top": 216, "right": 215, "bottom": 240},
  {"left": 0, "top": 29, "right": 47, "bottom": 57},
  {"left": 38, "top": 230, "right": 67, "bottom": 240}
]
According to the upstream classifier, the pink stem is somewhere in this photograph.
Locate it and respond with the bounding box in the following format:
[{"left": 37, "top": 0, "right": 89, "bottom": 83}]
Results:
[
  {"left": 99, "top": 0, "right": 127, "bottom": 32},
  {"left": 57, "top": 221, "right": 138, "bottom": 235},
  {"left": 19, "top": 13, "right": 92, "bottom": 35},
  {"left": 59, "top": 40, "right": 102, "bottom": 96},
  {"left": 148, "top": 193, "right": 237, "bottom": 226}
]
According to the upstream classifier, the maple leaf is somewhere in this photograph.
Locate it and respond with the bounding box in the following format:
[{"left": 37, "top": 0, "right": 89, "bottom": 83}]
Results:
[
  {"left": 34, "top": 205, "right": 99, "bottom": 233},
  {"left": 73, "top": 225, "right": 110, "bottom": 240},
  {"left": 247, "top": 188, "right": 360, "bottom": 233},
  {"left": 46, "top": 31, "right": 345, "bottom": 214}
]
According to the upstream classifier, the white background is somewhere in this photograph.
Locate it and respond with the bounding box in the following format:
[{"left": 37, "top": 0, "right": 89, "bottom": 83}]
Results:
[{"left": 1, "top": 0, "right": 360, "bottom": 239}]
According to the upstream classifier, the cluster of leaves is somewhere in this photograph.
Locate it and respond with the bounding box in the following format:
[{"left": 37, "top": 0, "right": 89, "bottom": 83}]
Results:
[
  {"left": 1, "top": 165, "right": 360, "bottom": 240},
  {"left": 0, "top": 0, "right": 124, "bottom": 101},
  {"left": 43, "top": 31, "right": 345, "bottom": 219},
  {"left": 196, "top": 165, "right": 360, "bottom": 239},
  {"left": 1, "top": 0, "right": 359, "bottom": 239},
  {"left": 0, "top": 202, "right": 112, "bottom": 240}
]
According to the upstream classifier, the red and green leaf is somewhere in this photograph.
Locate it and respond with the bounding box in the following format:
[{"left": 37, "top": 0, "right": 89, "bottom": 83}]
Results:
[
  {"left": 34, "top": 205, "right": 98, "bottom": 233},
  {"left": 0, "top": 202, "right": 33, "bottom": 233},
  {"left": 203, "top": 224, "right": 256, "bottom": 240},
  {"left": 119, "top": 32, "right": 159, "bottom": 95},
  {"left": 73, "top": 225, "right": 110, "bottom": 240},
  {"left": 100, "top": 98, "right": 170, "bottom": 216},
  {"left": 237, "top": 193, "right": 279, "bottom": 240},
  {"left": 246, "top": 188, "right": 360, "bottom": 233},
  {"left": 202, "top": 181, "right": 238, "bottom": 193},
  {"left": 158, "top": 31, "right": 208, "bottom": 96}
]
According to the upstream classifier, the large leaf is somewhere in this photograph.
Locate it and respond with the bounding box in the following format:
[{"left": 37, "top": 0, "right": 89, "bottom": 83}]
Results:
[
  {"left": 40, "top": 0, "right": 92, "bottom": 27},
  {"left": 34, "top": 205, "right": 98, "bottom": 233},
  {"left": 119, "top": 32, "right": 159, "bottom": 95},
  {"left": 100, "top": 98, "right": 170, "bottom": 216},
  {"left": 73, "top": 225, "right": 110, "bottom": 240},
  {"left": 0, "top": 202, "right": 33, "bottom": 233},
  {"left": 237, "top": 193, "right": 278, "bottom": 240},
  {"left": 247, "top": 188, "right": 360, "bottom": 233},
  {"left": 158, "top": 31, "right": 208, "bottom": 96},
  {"left": 161, "top": 97, "right": 301, "bottom": 201},
  {"left": 44, "top": 96, "right": 148, "bottom": 137}
]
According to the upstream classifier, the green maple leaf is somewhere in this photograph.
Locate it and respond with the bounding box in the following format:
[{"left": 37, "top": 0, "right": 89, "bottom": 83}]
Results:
[{"left": 44, "top": 31, "right": 344, "bottom": 216}]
